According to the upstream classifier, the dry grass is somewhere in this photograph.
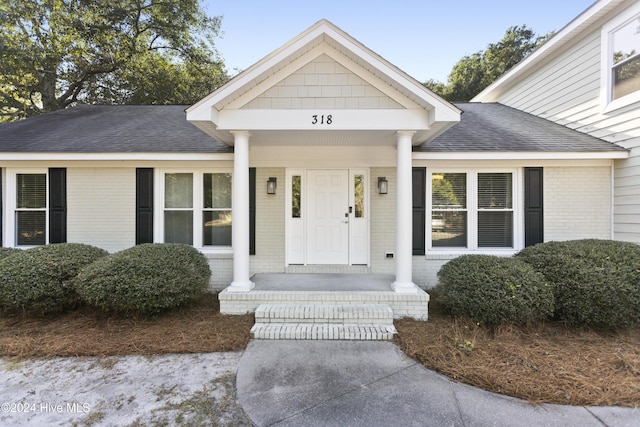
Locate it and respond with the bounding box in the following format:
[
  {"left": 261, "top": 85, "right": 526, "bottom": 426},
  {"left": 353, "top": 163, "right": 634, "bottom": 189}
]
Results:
[
  {"left": 1, "top": 293, "right": 638, "bottom": 408},
  {"left": 395, "top": 299, "right": 640, "bottom": 408},
  {"left": 0, "top": 293, "right": 252, "bottom": 358}
]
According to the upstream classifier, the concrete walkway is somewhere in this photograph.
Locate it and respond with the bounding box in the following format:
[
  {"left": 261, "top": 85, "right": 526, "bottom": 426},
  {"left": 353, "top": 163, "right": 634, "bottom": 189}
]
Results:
[{"left": 237, "top": 340, "right": 639, "bottom": 427}]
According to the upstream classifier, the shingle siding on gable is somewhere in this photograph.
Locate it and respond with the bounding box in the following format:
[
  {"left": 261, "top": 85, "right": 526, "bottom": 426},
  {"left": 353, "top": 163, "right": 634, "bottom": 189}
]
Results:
[{"left": 242, "top": 54, "right": 403, "bottom": 110}]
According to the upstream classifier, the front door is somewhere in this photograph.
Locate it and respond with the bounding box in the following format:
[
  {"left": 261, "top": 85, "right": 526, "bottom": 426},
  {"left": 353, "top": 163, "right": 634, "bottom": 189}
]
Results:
[
  {"left": 286, "top": 169, "right": 369, "bottom": 266},
  {"left": 306, "top": 169, "right": 349, "bottom": 264}
]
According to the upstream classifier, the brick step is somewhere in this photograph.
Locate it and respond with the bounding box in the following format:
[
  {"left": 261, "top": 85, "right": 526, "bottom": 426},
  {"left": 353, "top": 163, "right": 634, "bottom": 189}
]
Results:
[
  {"left": 254, "top": 303, "right": 394, "bottom": 324},
  {"left": 250, "top": 322, "right": 397, "bottom": 340}
]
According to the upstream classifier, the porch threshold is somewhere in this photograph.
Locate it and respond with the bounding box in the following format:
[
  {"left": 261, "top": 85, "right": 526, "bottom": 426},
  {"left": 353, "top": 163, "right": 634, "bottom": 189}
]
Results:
[{"left": 219, "top": 273, "right": 429, "bottom": 320}]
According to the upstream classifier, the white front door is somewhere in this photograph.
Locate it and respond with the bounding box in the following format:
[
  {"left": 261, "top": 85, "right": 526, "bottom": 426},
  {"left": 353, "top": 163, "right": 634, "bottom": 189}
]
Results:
[
  {"left": 286, "top": 169, "right": 370, "bottom": 266},
  {"left": 306, "top": 169, "right": 349, "bottom": 264}
]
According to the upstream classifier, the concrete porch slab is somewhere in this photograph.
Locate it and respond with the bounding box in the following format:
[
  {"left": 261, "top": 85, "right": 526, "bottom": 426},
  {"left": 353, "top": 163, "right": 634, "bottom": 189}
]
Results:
[{"left": 251, "top": 273, "right": 395, "bottom": 292}]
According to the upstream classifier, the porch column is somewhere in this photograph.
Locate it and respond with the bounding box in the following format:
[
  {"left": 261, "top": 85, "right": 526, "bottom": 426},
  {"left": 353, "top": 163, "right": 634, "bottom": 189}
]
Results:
[
  {"left": 228, "top": 131, "right": 254, "bottom": 292},
  {"left": 392, "top": 131, "right": 419, "bottom": 294}
]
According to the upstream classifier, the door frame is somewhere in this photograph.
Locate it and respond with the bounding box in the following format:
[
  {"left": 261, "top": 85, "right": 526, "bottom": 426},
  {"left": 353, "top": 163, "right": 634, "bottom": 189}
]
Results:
[{"left": 285, "top": 168, "right": 370, "bottom": 266}]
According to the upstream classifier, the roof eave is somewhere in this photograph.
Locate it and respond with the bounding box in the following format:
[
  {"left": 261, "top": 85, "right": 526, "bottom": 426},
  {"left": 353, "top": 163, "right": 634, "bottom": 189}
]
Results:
[{"left": 472, "top": 0, "right": 628, "bottom": 102}]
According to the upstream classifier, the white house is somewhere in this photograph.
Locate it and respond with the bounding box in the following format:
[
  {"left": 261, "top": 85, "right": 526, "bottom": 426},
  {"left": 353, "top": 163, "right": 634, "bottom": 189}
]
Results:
[
  {"left": 473, "top": 0, "right": 640, "bottom": 245},
  {"left": 0, "top": 1, "right": 633, "bottom": 332}
]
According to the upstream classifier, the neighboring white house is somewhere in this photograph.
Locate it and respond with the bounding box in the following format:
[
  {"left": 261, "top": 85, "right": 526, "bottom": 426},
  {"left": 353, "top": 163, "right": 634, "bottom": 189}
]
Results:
[{"left": 0, "top": 3, "right": 631, "bottom": 301}]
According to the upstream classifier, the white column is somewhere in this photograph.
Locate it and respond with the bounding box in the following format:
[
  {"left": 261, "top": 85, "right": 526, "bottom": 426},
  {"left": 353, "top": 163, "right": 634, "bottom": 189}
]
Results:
[
  {"left": 392, "top": 131, "right": 419, "bottom": 294},
  {"left": 228, "top": 131, "right": 254, "bottom": 292}
]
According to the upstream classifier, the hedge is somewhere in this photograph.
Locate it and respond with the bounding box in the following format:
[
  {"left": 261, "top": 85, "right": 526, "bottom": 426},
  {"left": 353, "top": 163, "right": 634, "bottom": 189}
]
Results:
[
  {"left": 73, "top": 243, "right": 211, "bottom": 316},
  {"left": 435, "top": 255, "right": 554, "bottom": 325}
]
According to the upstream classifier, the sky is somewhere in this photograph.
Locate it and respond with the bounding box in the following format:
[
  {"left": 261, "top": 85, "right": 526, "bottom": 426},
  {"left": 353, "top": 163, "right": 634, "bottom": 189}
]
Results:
[{"left": 203, "top": 0, "right": 595, "bottom": 83}]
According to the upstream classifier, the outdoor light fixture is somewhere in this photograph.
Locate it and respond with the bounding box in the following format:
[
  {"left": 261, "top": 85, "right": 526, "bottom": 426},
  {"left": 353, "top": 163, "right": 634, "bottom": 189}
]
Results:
[
  {"left": 267, "top": 177, "right": 277, "bottom": 195},
  {"left": 378, "top": 177, "right": 388, "bottom": 194}
]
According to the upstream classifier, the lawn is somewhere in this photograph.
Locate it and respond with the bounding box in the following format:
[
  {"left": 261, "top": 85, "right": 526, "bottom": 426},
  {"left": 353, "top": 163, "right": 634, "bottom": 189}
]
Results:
[{"left": 1, "top": 293, "right": 638, "bottom": 408}]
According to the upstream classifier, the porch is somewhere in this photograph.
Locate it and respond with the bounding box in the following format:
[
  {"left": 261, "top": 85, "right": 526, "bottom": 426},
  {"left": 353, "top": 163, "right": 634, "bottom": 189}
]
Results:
[{"left": 218, "top": 273, "right": 429, "bottom": 340}]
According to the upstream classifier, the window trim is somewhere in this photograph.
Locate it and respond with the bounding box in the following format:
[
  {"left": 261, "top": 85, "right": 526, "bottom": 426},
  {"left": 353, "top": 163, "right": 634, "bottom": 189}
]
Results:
[
  {"left": 5, "top": 168, "right": 49, "bottom": 247},
  {"left": 601, "top": 1, "right": 640, "bottom": 112},
  {"left": 426, "top": 168, "right": 522, "bottom": 254},
  {"left": 154, "top": 169, "right": 233, "bottom": 253}
]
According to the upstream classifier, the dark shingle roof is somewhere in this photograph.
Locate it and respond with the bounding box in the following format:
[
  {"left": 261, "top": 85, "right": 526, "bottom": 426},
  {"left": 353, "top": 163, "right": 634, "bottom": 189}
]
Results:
[
  {"left": 416, "top": 102, "right": 626, "bottom": 152},
  {"left": 0, "top": 105, "right": 231, "bottom": 153}
]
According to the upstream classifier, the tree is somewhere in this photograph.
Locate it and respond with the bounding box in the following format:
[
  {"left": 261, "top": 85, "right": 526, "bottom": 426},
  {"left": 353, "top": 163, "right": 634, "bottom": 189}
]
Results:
[
  {"left": 425, "top": 25, "right": 551, "bottom": 102},
  {"left": 0, "top": 1, "right": 228, "bottom": 122}
]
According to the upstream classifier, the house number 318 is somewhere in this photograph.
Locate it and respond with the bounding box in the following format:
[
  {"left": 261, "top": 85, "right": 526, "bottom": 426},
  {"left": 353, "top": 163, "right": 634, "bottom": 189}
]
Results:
[{"left": 311, "top": 114, "right": 332, "bottom": 125}]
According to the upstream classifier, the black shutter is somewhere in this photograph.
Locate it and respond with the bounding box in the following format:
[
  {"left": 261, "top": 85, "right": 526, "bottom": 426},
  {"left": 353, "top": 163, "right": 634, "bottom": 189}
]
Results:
[
  {"left": 136, "top": 168, "right": 154, "bottom": 244},
  {"left": 412, "top": 167, "right": 426, "bottom": 255},
  {"left": 249, "top": 167, "right": 256, "bottom": 255},
  {"left": 49, "top": 168, "right": 67, "bottom": 243},
  {"left": 524, "top": 167, "right": 544, "bottom": 247}
]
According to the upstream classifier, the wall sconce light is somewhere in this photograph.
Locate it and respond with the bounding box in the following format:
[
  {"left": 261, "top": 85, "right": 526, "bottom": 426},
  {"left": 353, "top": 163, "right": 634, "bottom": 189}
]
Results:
[
  {"left": 378, "top": 177, "right": 388, "bottom": 195},
  {"left": 267, "top": 177, "right": 277, "bottom": 195}
]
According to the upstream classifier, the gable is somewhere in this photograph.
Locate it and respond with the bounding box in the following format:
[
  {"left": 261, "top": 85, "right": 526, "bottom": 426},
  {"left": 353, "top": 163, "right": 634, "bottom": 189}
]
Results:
[
  {"left": 187, "top": 19, "right": 460, "bottom": 146},
  {"left": 241, "top": 54, "right": 404, "bottom": 110}
]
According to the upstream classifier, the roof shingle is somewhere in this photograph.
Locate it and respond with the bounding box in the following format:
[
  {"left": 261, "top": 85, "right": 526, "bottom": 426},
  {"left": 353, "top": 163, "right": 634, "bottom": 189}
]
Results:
[
  {"left": 416, "top": 103, "right": 626, "bottom": 152},
  {"left": 0, "top": 105, "right": 231, "bottom": 153}
]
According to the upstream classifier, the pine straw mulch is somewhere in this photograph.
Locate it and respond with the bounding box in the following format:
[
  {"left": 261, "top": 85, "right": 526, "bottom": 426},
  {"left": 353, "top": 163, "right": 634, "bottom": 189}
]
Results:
[
  {"left": 394, "top": 298, "right": 640, "bottom": 408},
  {"left": 0, "top": 293, "right": 253, "bottom": 358},
  {"left": 1, "top": 293, "right": 639, "bottom": 408}
]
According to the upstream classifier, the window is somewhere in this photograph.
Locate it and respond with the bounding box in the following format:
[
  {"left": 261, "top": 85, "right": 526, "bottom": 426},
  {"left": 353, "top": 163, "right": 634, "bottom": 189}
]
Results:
[
  {"left": 602, "top": 3, "right": 640, "bottom": 108},
  {"left": 431, "top": 173, "right": 467, "bottom": 247},
  {"left": 354, "top": 174, "right": 365, "bottom": 218},
  {"left": 203, "top": 173, "right": 232, "bottom": 246},
  {"left": 16, "top": 173, "right": 47, "bottom": 246},
  {"left": 292, "top": 175, "right": 301, "bottom": 218},
  {"left": 430, "top": 171, "right": 516, "bottom": 250},
  {"left": 159, "top": 170, "right": 232, "bottom": 248}
]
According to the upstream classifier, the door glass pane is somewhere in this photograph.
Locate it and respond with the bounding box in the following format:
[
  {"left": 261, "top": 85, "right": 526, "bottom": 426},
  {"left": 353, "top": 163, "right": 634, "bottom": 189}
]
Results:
[
  {"left": 292, "top": 175, "right": 301, "bottom": 218},
  {"left": 432, "top": 173, "right": 467, "bottom": 247},
  {"left": 354, "top": 175, "right": 364, "bottom": 218},
  {"left": 17, "top": 174, "right": 46, "bottom": 208},
  {"left": 16, "top": 211, "right": 46, "bottom": 245},
  {"left": 204, "top": 173, "right": 232, "bottom": 209},
  {"left": 165, "top": 173, "right": 193, "bottom": 208},
  {"left": 203, "top": 211, "right": 232, "bottom": 246},
  {"left": 164, "top": 211, "right": 193, "bottom": 244}
]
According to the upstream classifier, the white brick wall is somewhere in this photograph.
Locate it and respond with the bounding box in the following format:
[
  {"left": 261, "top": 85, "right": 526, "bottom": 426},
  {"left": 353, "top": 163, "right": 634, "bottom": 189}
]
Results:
[
  {"left": 243, "top": 54, "right": 403, "bottom": 110},
  {"left": 250, "top": 167, "right": 286, "bottom": 274},
  {"left": 370, "top": 167, "right": 396, "bottom": 275},
  {"left": 67, "top": 168, "right": 136, "bottom": 253},
  {"left": 544, "top": 166, "right": 612, "bottom": 241}
]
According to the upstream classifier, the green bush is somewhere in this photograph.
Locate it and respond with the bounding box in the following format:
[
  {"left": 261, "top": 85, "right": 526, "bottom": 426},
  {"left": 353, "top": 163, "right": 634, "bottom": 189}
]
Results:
[
  {"left": 0, "top": 243, "right": 109, "bottom": 315},
  {"left": 74, "top": 243, "right": 211, "bottom": 316},
  {"left": 435, "top": 255, "right": 554, "bottom": 325},
  {"left": 0, "top": 247, "right": 21, "bottom": 260},
  {"left": 516, "top": 239, "right": 640, "bottom": 329}
]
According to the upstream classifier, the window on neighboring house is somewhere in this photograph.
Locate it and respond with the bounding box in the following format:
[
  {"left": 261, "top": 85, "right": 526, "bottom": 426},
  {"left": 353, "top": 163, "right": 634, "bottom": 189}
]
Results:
[
  {"left": 15, "top": 173, "right": 47, "bottom": 246},
  {"left": 430, "top": 171, "right": 515, "bottom": 250},
  {"left": 160, "top": 171, "right": 232, "bottom": 248},
  {"left": 603, "top": 3, "right": 640, "bottom": 108}
]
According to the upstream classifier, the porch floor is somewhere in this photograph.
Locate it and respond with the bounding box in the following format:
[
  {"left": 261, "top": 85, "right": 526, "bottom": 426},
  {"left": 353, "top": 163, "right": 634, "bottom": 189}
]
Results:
[{"left": 251, "top": 273, "right": 394, "bottom": 292}]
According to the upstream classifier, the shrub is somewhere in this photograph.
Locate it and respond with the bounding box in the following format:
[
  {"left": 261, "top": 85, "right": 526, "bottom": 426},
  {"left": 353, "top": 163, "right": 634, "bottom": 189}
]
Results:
[
  {"left": 435, "top": 255, "right": 554, "bottom": 325},
  {"left": 0, "top": 247, "right": 21, "bottom": 260},
  {"left": 74, "top": 243, "right": 211, "bottom": 316},
  {"left": 0, "top": 243, "right": 109, "bottom": 315},
  {"left": 516, "top": 239, "right": 640, "bottom": 329}
]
